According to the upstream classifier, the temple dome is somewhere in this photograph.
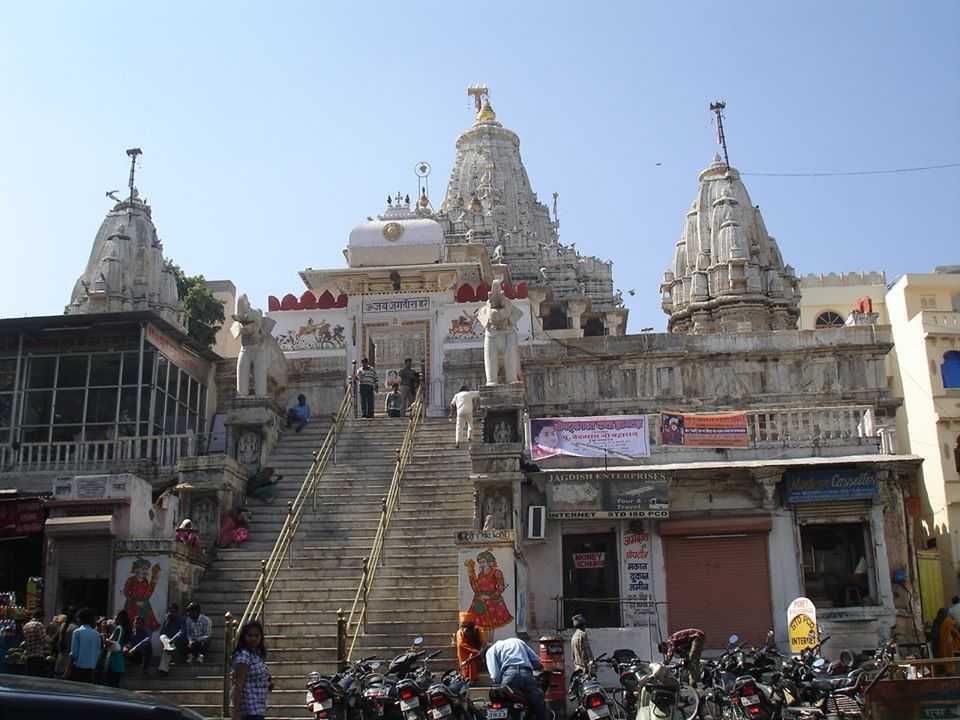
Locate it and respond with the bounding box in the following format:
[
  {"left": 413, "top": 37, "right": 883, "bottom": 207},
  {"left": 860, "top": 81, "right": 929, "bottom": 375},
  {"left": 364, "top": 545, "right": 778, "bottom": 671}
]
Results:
[
  {"left": 660, "top": 155, "right": 799, "bottom": 333},
  {"left": 347, "top": 195, "right": 444, "bottom": 267}
]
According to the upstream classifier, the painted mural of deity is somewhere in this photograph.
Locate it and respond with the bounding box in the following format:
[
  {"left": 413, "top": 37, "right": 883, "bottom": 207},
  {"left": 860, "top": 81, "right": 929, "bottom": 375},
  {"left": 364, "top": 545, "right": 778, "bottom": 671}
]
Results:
[
  {"left": 463, "top": 549, "right": 513, "bottom": 629},
  {"left": 121, "top": 557, "right": 163, "bottom": 631}
]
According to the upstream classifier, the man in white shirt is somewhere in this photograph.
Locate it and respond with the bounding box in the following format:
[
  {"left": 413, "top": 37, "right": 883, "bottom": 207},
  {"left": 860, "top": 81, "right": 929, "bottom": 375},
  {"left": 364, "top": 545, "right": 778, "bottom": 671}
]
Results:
[{"left": 449, "top": 385, "right": 480, "bottom": 448}]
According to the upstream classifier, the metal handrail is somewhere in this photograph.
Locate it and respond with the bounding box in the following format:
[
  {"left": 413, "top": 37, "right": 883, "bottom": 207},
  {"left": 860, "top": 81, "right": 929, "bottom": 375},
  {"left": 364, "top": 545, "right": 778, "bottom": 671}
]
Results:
[
  {"left": 221, "top": 381, "right": 353, "bottom": 717},
  {"left": 344, "top": 384, "right": 425, "bottom": 660}
]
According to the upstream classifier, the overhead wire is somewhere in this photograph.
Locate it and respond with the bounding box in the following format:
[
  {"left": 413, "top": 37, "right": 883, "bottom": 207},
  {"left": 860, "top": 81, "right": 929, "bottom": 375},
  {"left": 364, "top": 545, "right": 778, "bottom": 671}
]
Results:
[{"left": 741, "top": 162, "right": 960, "bottom": 178}]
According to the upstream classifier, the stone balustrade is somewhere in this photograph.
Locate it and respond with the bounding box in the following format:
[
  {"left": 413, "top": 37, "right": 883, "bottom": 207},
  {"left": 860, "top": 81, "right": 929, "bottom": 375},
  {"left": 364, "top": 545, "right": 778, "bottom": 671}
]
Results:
[{"left": 921, "top": 310, "right": 960, "bottom": 334}]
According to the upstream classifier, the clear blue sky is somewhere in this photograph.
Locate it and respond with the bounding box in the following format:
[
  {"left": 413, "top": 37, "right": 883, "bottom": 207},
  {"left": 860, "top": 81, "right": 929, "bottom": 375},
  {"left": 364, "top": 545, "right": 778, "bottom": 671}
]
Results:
[{"left": 1, "top": 1, "right": 957, "bottom": 332}]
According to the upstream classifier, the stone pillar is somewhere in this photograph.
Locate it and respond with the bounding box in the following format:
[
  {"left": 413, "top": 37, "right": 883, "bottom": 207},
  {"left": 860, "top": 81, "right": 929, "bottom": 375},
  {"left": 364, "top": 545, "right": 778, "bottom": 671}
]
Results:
[
  {"left": 470, "top": 384, "right": 527, "bottom": 537},
  {"left": 566, "top": 298, "right": 589, "bottom": 336},
  {"left": 176, "top": 455, "right": 248, "bottom": 551},
  {"left": 224, "top": 397, "right": 283, "bottom": 477}
]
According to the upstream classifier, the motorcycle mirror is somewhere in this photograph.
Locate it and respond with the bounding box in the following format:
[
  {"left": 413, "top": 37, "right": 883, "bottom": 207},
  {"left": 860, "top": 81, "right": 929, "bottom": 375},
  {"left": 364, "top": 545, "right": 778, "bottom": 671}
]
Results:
[
  {"left": 813, "top": 658, "right": 827, "bottom": 669},
  {"left": 369, "top": 661, "right": 382, "bottom": 670},
  {"left": 412, "top": 636, "right": 424, "bottom": 647},
  {"left": 728, "top": 634, "right": 739, "bottom": 645}
]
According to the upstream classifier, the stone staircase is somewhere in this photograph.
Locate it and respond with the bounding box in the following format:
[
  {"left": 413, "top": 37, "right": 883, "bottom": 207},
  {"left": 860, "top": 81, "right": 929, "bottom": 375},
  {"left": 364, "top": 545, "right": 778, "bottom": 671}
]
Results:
[{"left": 129, "top": 413, "right": 474, "bottom": 719}]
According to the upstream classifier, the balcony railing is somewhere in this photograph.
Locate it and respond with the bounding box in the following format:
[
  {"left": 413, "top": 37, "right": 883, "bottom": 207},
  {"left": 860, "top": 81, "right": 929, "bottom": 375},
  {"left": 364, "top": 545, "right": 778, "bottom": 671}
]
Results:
[
  {"left": 921, "top": 310, "right": 960, "bottom": 334},
  {"left": 644, "top": 405, "right": 880, "bottom": 452},
  {"left": 0, "top": 433, "right": 198, "bottom": 473}
]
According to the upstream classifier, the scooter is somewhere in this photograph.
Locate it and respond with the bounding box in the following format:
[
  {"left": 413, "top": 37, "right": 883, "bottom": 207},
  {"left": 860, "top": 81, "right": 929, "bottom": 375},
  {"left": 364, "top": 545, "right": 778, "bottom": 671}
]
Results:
[
  {"left": 568, "top": 655, "right": 614, "bottom": 720},
  {"left": 634, "top": 662, "right": 699, "bottom": 720}
]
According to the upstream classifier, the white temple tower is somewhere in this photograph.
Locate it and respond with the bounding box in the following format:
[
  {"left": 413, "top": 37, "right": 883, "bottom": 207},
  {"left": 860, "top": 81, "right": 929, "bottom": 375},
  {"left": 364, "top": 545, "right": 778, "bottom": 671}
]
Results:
[
  {"left": 66, "top": 150, "right": 186, "bottom": 331},
  {"left": 436, "top": 88, "right": 617, "bottom": 315},
  {"left": 660, "top": 155, "right": 799, "bottom": 333}
]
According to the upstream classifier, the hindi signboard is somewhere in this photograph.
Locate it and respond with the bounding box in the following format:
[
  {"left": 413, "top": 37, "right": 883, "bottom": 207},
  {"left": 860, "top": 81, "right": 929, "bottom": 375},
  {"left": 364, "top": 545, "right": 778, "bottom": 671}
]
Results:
[
  {"left": 787, "top": 596, "right": 819, "bottom": 654},
  {"left": 528, "top": 415, "right": 650, "bottom": 461},
  {"left": 363, "top": 297, "right": 430, "bottom": 314},
  {"left": 545, "top": 469, "right": 669, "bottom": 519},
  {"left": 660, "top": 412, "right": 749, "bottom": 448}
]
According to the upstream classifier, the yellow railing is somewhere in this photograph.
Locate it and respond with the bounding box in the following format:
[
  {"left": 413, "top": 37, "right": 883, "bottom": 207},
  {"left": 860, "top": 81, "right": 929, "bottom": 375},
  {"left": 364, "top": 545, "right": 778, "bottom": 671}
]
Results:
[
  {"left": 344, "top": 385, "right": 425, "bottom": 660},
  {"left": 221, "top": 382, "right": 353, "bottom": 717}
]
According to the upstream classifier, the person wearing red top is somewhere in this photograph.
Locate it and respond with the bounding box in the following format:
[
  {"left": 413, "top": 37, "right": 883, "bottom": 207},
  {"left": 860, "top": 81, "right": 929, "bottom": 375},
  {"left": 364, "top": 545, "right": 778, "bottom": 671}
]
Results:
[{"left": 659, "top": 628, "right": 706, "bottom": 686}]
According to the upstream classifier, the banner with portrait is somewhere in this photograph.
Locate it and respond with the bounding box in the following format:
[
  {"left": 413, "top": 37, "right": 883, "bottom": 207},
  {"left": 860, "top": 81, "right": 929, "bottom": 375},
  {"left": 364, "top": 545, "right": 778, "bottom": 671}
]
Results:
[
  {"left": 659, "top": 412, "right": 749, "bottom": 448},
  {"left": 528, "top": 415, "right": 650, "bottom": 461}
]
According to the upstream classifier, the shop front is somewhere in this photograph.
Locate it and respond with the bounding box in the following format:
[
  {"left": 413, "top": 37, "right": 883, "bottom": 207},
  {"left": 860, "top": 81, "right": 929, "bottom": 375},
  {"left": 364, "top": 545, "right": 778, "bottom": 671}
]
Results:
[{"left": 0, "top": 497, "right": 45, "bottom": 609}]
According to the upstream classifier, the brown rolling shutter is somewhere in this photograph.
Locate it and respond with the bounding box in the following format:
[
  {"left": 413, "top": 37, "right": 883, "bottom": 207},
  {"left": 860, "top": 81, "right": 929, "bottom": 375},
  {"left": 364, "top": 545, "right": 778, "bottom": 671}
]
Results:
[
  {"left": 663, "top": 524, "right": 773, "bottom": 649},
  {"left": 56, "top": 538, "right": 112, "bottom": 579}
]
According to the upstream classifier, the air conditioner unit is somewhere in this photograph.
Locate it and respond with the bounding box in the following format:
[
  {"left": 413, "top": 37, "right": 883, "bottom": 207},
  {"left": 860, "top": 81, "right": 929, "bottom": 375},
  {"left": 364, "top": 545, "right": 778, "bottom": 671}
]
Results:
[{"left": 527, "top": 505, "right": 546, "bottom": 540}]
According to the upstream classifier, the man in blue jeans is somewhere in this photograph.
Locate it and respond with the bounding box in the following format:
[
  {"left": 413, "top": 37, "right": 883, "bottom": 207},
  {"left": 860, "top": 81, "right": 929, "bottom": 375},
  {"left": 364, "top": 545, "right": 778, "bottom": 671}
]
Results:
[{"left": 485, "top": 637, "right": 547, "bottom": 720}]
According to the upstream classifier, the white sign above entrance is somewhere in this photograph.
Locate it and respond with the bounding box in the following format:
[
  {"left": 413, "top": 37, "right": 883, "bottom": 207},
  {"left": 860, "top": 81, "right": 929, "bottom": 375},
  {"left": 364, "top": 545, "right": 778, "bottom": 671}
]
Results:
[{"left": 363, "top": 297, "right": 430, "bottom": 313}]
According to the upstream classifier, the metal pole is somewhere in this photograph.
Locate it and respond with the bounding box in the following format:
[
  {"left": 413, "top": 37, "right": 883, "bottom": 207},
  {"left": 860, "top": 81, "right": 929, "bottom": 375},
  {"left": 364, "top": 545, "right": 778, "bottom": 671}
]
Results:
[
  {"left": 259, "top": 559, "right": 267, "bottom": 627},
  {"left": 361, "top": 557, "right": 369, "bottom": 634},
  {"left": 222, "top": 611, "right": 234, "bottom": 719},
  {"left": 336, "top": 608, "right": 347, "bottom": 671},
  {"left": 287, "top": 500, "right": 295, "bottom": 568},
  {"left": 8, "top": 332, "right": 23, "bottom": 448}
]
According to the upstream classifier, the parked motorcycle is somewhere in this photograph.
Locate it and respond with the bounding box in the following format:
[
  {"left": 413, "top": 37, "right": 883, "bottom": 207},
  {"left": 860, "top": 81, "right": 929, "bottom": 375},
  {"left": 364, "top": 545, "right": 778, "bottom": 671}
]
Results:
[
  {"left": 426, "top": 669, "right": 482, "bottom": 720},
  {"left": 568, "top": 654, "right": 614, "bottom": 720},
  {"left": 486, "top": 668, "right": 556, "bottom": 720}
]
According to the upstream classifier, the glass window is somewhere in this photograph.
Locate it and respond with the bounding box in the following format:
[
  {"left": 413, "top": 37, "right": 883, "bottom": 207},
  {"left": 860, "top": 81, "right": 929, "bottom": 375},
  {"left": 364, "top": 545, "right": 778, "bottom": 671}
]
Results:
[
  {"left": 942, "top": 351, "right": 960, "bottom": 389},
  {"left": 84, "top": 425, "right": 114, "bottom": 442},
  {"left": 186, "top": 410, "right": 197, "bottom": 433},
  {"left": 140, "top": 388, "right": 151, "bottom": 422},
  {"left": 186, "top": 378, "right": 196, "bottom": 413},
  {"left": 119, "top": 387, "right": 138, "bottom": 424},
  {"left": 0, "top": 359, "right": 17, "bottom": 391},
  {"left": 121, "top": 352, "right": 140, "bottom": 385},
  {"left": 178, "top": 370, "right": 189, "bottom": 404},
  {"left": 53, "top": 389, "right": 85, "bottom": 424},
  {"left": 90, "top": 354, "right": 121, "bottom": 386},
  {"left": 176, "top": 403, "right": 188, "bottom": 434},
  {"left": 198, "top": 385, "right": 207, "bottom": 416},
  {"left": 815, "top": 311, "right": 846, "bottom": 329},
  {"left": 22, "top": 427, "right": 50, "bottom": 443},
  {"left": 141, "top": 351, "right": 156, "bottom": 385},
  {"left": 57, "top": 356, "right": 89, "bottom": 388},
  {"left": 86, "top": 387, "right": 118, "bottom": 423},
  {"left": 23, "top": 390, "right": 53, "bottom": 424},
  {"left": 52, "top": 425, "right": 82, "bottom": 442},
  {"left": 800, "top": 522, "right": 873, "bottom": 607},
  {"left": 156, "top": 355, "right": 169, "bottom": 394},
  {"left": 153, "top": 390, "right": 166, "bottom": 434},
  {"left": 28, "top": 357, "right": 57, "bottom": 388},
  {"left": 0, "top": 393, "right": 12, "bottom": 428}
]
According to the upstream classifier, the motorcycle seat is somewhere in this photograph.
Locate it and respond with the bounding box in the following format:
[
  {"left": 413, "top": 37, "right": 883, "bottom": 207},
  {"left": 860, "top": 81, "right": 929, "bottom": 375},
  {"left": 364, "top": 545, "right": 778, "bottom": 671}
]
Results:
[
  {"left": 812, "top": 677, "right": 850, "bottom": 691},
  {"left": 490, "top": 685, "right": 527, "bottom": 705}
]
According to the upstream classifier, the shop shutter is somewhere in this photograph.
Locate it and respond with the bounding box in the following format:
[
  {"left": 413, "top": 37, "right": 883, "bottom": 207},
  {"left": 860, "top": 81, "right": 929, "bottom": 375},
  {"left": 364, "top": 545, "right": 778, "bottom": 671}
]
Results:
[
  {"left": 663, "top": 532, "right": 773, "bottom": 649},
  {"left": 56, "top": 538, "right": 112, "bottom": 579},
  {"left": 792, "top": 501, "right": 872, "bottom": 524}
]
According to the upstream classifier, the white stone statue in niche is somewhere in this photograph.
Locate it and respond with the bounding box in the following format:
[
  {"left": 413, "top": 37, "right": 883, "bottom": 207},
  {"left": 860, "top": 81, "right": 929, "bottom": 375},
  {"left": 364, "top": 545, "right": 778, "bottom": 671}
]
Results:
[
  {"left": 232, "top": 294, "right": 277, "bottom": 397},
  {"left": 476, "top": 279, "right": 522, "bottom": 385}
]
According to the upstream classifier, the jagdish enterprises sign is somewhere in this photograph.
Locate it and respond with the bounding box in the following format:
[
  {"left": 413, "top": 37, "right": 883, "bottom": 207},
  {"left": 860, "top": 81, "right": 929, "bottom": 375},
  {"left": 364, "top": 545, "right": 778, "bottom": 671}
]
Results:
[{"left": 545, "top": 470, "right": 671, "bottom": 519}]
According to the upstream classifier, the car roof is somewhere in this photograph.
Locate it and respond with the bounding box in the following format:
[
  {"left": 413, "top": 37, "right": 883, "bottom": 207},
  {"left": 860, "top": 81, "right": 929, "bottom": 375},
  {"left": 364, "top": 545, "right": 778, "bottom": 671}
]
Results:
[{"left": 0, "top": 673, "right": 205, "bottom": 718}]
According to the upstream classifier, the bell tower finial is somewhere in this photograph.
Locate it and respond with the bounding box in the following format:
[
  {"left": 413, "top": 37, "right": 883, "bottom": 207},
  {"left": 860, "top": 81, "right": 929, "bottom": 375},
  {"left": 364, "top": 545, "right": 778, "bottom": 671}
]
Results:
[
  {"left": 467, "top": 84, "right": 488, "bottom": 112},
  {"left": 126, "top": 147, "right": 143, "bottom": 200}
]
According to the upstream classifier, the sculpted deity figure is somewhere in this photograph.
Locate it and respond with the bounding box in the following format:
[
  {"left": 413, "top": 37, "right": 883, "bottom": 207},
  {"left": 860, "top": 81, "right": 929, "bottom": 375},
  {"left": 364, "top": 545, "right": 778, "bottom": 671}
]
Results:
[
  {"left": 232, "top": 294, "right": 277, "bottom": 397},
  {"left": 476, "top": 279, "right": 522, "bottom": 385}
]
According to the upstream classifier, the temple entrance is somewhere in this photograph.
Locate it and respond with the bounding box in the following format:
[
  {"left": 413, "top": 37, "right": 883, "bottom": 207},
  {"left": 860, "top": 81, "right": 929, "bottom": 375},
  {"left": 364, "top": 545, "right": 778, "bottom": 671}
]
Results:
[{"left": 364, "top": 321, "right": 430, "bottom": 409}]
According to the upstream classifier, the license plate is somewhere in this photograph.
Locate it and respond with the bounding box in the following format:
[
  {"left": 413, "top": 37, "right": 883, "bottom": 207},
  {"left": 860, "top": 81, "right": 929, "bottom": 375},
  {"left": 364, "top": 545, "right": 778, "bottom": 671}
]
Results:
[
  {"left": 312, "top": 700, "right": 334, "bottom": 712},
  {"left": 401, "top": 698, "right": 420, "bottom": 710},
  {"left": 741, "top": 696, "right": 759, "bottom": 707},
  {"left": 487, "top": 709, "right": 509, "bottom": 719},
  {"left": 588, "top": 707, "right": 610, "bottom": 720},
  {"left": 432, "top": 706, "right": 453, "bottom": 719}
]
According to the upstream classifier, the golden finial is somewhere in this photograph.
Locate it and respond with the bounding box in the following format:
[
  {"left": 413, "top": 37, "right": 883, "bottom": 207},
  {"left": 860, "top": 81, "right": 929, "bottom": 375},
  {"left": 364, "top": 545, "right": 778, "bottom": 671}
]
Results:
[
  {"left": 418, "top": 189, "right": 430, "bottom": 208},
  {"left": 476, "top": 99, "right": 497, "bottom": 123}
]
